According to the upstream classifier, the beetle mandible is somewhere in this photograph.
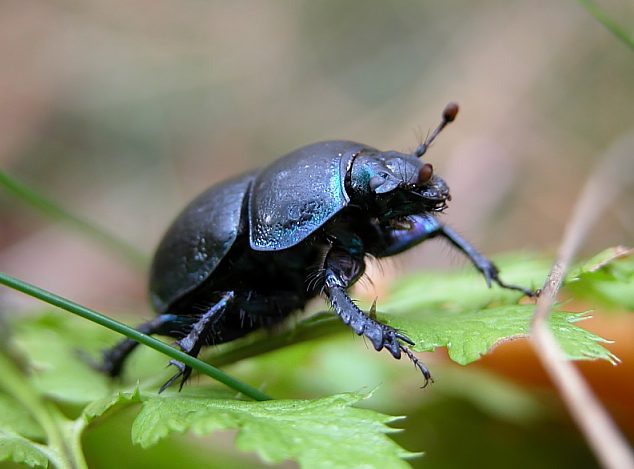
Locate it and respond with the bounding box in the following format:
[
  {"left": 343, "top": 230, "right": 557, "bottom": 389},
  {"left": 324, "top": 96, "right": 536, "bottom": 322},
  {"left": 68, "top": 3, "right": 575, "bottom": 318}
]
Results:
[{"left": 100, "top": 103, "right": 534, "bottom": 391}]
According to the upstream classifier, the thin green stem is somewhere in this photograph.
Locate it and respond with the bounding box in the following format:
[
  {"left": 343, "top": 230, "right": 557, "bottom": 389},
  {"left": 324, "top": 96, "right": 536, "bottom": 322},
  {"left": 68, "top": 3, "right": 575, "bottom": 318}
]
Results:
[
  {"left": 0, "top": 272, "right": 271, "bottom": 402},
  {"left": 65, "top": 417, "right": 92, "bottom": 469},
  {"left": 577, "top": 0, "right": 634, "bottom": 51},
  {"left": 0, "top": 170, "right": 148, "bottom": 269}
]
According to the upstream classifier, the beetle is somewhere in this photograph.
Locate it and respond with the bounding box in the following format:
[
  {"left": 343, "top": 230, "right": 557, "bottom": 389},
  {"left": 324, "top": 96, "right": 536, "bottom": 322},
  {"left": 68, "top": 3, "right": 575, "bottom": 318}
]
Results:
[{"left": 100, "top": 103, "right": 534, "bottom": 391}]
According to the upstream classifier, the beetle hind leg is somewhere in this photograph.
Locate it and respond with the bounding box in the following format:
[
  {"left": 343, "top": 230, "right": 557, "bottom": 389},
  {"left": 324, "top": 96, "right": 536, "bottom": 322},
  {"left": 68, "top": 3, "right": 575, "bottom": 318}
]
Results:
[{"left": 159, "top": 292, "right": 235, "bottom": 393}]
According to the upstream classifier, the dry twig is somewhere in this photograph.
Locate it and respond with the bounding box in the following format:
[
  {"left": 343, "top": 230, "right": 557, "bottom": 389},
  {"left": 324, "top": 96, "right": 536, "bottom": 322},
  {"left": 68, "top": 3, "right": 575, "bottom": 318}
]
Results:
[{"left": 531, "top": 134, "right": 634, "bottom": 469}]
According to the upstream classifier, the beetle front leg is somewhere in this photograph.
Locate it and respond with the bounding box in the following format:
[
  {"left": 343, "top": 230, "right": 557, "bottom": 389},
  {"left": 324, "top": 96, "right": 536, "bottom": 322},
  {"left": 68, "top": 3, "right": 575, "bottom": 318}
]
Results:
[
  {"left": 376, "top": 214, "right": 534, "bottom": 297},
  {"left": 439, "top": 225, "right": 535, "bottom": 297},
  {"left": 322, "top": 247, "right": 432, "bottom": 384}
]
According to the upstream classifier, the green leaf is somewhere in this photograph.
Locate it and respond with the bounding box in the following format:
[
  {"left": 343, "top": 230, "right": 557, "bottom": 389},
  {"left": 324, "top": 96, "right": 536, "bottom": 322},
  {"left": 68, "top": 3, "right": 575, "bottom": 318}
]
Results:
[
  {"left": 381, "top": 304, "right": 618, "bottom": 366},
  {"left": 372, "top": 253, "right": 618, "bottom": 366},
  {"left": 384, "top": 255, "right": 550, "bottom": 312},
  {"left": 0, "top": 393, "right": 45, "bottom": 440},
  {"left": 566, "top": 246, "right": 634, "bottom": 310},
  {"left": 0, "top": 351, "right": 90, "bottom": 469},
  {"left": 132, "top": 391, "right": 418, "bottom": 468},
  {"left": 0, "top": 431, "right": 49, "bottom": 468},
  {"left": 81, "top": 388, "right": 143, "bottom": 424},
  {"left": 11, "top": 313, "right": 114, "bottom": 404}
]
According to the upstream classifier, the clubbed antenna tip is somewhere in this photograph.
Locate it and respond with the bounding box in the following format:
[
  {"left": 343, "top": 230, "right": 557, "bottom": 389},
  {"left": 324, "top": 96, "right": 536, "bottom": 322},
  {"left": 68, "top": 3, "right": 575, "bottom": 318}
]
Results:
[
  {"left": 415, "top": 101, "right": 460, "bottom": 158},
  {"left": 442, "top": 102, "right": 459, "bottom": 123}
]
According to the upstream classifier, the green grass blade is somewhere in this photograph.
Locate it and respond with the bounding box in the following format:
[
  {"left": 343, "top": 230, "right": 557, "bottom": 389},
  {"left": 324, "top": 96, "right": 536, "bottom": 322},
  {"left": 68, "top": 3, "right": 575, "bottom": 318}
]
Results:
[
  {"left": 0, "top": 170, "right": 148, "bottom": 269},
  {"left": 0, "top": 272, "right": 271, "bottom": 402},
  {"left": 577, "top": 0, "right": 634, "bottom": 51}
]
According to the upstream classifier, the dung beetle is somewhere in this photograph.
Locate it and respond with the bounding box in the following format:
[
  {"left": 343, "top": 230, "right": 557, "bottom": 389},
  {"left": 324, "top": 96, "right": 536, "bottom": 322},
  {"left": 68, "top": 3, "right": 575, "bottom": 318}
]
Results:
[{"left": 101, "top": 103, "right": 534, "bottom": 391}]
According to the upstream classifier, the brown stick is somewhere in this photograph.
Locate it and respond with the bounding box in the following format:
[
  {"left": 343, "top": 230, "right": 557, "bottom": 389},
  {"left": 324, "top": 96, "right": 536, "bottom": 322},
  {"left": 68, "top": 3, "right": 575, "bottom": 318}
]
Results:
[{"left": 531, "top": 133, "right": 634, "bottom": 469}]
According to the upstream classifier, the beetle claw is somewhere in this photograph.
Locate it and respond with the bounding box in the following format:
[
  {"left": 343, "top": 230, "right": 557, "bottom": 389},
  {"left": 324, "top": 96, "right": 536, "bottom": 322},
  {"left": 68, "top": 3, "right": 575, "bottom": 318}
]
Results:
[
  {"left": 159, "top": 359, "right": 191, "bottom": 393},
  {"left": 395, "top": 331, "right": 415, "bottom": 346}
]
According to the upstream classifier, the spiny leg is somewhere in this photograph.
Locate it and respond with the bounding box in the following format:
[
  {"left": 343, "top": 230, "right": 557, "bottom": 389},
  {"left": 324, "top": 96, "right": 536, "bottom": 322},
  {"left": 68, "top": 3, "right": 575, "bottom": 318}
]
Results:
[
  {"left": 160, "top": 291, "right": 234, "bottom": 393},
  {"left": 322, "top": 247, "right": 432, "bottom": 385}
]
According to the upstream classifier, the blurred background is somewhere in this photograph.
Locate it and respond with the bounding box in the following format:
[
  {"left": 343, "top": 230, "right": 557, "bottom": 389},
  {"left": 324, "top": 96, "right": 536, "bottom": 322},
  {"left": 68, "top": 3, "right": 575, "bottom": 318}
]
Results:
[{"left": 0, "top": 1, "right": 633, "bottom": 468}]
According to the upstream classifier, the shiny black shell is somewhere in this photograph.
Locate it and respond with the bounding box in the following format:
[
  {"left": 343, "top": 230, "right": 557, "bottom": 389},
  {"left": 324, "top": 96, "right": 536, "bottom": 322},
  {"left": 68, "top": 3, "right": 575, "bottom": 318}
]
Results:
[{"left": 149, "top": 140, "right": 370, "bottom": 314}]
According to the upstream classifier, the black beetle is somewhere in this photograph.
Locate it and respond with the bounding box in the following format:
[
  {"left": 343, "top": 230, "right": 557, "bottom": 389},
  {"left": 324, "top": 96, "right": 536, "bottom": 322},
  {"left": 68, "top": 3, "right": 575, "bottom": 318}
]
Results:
[{"left": 101, "top": 103, "right": 534, "bottom": 391}]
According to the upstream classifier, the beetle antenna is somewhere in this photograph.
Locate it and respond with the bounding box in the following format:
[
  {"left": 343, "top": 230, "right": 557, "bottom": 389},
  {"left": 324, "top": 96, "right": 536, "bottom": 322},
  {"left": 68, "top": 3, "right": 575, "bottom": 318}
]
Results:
[{"left": 414, "top": 102, "right": 459, "bottom": 158}]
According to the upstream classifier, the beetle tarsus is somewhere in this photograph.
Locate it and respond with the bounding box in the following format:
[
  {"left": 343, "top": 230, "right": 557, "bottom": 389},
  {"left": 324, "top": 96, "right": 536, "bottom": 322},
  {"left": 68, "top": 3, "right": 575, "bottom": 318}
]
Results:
[
  {"left": 479, "top": 260, "right": 537, "bottom": 297},
  {"left": 493, "top": 278, "right": 537, "bottom": 297},
  {"left": 399, "top": 344, "right": 433, "bottom": 388},
  {"left": 160, "top": 360, "right": 190, "bottom": 393}
]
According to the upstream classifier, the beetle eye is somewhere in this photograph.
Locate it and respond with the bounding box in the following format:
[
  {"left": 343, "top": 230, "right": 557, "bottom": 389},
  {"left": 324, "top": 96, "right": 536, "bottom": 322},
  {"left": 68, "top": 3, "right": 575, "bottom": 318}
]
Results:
[
  {"left": 418, "top": 163, "right": 433, "bottom": 184},
  {"left": 369, "top": 176, "right": 385, "bottom": 191}
]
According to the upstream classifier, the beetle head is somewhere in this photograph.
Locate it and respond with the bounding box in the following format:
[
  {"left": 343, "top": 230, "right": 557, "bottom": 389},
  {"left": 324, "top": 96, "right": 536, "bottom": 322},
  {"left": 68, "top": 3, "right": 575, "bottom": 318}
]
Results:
[
  {"left": 348, "top": 151, "right": 451, "bottom": 215},
  {"left": 347, "top": 102, "right": 458, "bottom": 218}
]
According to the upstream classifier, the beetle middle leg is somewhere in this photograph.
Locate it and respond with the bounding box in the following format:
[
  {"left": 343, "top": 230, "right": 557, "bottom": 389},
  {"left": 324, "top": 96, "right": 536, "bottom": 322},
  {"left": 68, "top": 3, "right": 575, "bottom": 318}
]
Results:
[
  {"left": 160, "top": 291, "right": 235, "bottom": 393},
  {"left": 322, "top": 246, "right": 432, "bottom": 384}
]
